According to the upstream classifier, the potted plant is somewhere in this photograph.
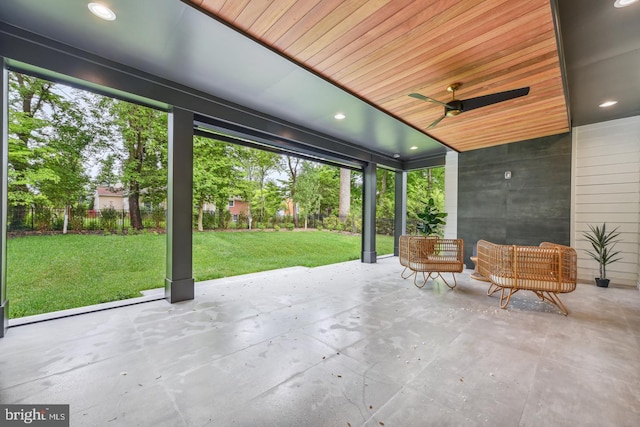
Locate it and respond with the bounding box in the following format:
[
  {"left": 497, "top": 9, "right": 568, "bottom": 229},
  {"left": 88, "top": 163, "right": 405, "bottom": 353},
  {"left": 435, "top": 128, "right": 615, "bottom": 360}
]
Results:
[
  {"left": 583, "top": 223, "right": 622, "bottom": 287},
  {"left": 416, "top": 197, "right": 447, "bottom": 236}
]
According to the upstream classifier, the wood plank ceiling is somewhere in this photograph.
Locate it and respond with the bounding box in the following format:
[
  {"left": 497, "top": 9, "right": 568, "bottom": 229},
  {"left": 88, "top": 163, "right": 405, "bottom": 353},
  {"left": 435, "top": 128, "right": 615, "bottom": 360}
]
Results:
[{"left": 191, "top": 0, "right": 569, "bottom": 152}]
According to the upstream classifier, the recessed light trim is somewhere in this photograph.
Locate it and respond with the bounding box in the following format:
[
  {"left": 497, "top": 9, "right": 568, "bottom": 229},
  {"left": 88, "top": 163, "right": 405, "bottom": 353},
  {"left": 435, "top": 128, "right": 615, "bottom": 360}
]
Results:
[
  {"left": 334, "top": 113, "right": 346, "bottom": 120},
  {"left": 410, "top": 146, "right": 418, "bottom": 150},
  {"left": 599, "top": 100, "right": 618, "bottom": 108},
  {"left": 614, "top": 0, "right": 638, "bottom": 8},
  {"left": 88, "top": 3, "right": 116, "bottom": 21}
]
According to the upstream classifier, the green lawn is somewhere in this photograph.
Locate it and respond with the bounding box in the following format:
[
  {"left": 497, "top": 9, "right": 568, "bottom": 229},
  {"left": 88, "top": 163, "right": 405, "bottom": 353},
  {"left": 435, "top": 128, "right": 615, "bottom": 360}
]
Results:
[{"left": 7, "top": 230, "right": 394, "bottom": 318}]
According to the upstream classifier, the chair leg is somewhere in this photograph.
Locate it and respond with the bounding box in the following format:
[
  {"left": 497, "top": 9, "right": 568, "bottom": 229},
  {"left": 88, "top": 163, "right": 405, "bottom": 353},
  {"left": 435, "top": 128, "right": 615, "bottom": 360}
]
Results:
[
  {"left": 499, "top": 288, "right": 519, "bottom": 309},
  {"left": 537, "top": 291, "right": 569, "bottom": 316},
  {"left": 414, "top": 271, "right": 430, "bottom": 288},
  {"left": 487, "top": 283, "right": 501, "bottom": 296},
  {"left": 401, "top": 266, "right": 415, "bottom": 280},
  {"left": 437, "top": 272, "right": 457, "bottom": 289}
]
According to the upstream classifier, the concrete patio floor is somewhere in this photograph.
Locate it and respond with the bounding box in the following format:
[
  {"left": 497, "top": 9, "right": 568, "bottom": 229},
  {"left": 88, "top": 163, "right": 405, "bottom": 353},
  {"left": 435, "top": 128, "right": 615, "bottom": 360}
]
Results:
[{"left": 1, "top": 257, "right": 639, "bottom": 426}]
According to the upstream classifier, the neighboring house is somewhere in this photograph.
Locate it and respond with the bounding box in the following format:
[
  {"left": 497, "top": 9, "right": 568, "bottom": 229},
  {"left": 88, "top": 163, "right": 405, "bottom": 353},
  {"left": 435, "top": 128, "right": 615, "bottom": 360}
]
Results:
[
  {"left": 227, "top": 198, "right": 249, "bottom": 222},
  {"left": 201, "top": 198, "right": 249, "bottom": 222},
  {"left": 94, "top": 186, "right": 128, "bottom": 210}
]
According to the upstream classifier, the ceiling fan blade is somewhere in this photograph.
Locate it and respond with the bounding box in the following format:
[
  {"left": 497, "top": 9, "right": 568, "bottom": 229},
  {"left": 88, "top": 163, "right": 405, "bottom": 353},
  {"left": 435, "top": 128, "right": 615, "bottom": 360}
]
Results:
[
  {"left": 427, "top": 114, "right": 447, "bottom": 129},
  {"left": 460, "top": 87, "right": 530, "bottom": 112},
  {"left": 409, "top": 92, "right": 450, "bottom": 107}
]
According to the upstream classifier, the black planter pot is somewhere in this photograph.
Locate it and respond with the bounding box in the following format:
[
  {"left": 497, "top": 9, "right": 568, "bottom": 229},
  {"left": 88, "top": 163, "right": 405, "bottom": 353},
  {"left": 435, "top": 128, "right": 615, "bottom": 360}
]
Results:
[{"left": 595, "top": 278, "right": 610, "bottom": 288}]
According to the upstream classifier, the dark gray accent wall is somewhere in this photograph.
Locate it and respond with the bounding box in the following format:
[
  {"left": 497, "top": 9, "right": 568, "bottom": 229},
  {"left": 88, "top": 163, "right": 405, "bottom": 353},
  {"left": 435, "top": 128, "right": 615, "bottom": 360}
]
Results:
[{"left": 458, "top": 133, "right": 572, "bottom": 266}]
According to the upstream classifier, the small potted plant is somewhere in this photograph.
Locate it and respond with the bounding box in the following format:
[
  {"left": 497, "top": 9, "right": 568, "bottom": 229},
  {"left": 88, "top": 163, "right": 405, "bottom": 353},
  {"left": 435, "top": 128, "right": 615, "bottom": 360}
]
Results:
[
  {"left": 416, "top": 197, "right": 447, "bottom": 236},
  {"left": 583, "top": 223, "right": 622, "bottom": 287}
]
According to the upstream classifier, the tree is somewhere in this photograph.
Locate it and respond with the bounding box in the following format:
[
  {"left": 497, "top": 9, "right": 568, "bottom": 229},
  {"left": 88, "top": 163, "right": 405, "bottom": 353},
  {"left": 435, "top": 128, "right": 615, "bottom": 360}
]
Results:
[
  {"left": 100, "top": 99, "right": 167, "bottom": 230},
  {"left": 8, "top": 73, "right": 106, "bottom": 232},
  {"left": 282, "top": 156, "right": 301, "bottom": 227},
  {"left": 295, "top": 161, "right": 323, "bottom": 229},
  {"left": 38, "top": 94, "right": 99, "bottom": 233},
  {"left": 8, "top": 73, "right": 64, "bottom": 226},
  {"left": 235, "top": 147, "right": 281, "bottom": 228},
  {"left": 192, "top": 137, "right": 238, "bottom": 231}
]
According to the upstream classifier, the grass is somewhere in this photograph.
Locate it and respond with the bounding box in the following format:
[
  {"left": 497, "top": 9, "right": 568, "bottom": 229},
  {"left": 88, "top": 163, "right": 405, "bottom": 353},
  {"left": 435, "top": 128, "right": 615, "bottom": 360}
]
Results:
[{"left": 7, "top": 230, "right": 395, "bottom": 318}]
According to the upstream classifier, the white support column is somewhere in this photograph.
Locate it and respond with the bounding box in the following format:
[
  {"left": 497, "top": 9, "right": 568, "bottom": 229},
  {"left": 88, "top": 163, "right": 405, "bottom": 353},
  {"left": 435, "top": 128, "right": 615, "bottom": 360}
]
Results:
[{"left": 394, "top": 170, "right": 407, "bottom": 256}]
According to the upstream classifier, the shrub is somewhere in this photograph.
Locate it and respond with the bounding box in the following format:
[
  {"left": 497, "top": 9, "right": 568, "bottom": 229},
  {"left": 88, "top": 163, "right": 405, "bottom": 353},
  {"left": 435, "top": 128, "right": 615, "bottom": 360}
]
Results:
[
  {"left": 336, "top": 223, "right": 345, "bottom": 232},
  {"left": 201, "top": 212, "right": 216, "bottom": 229},
  {"left": 100, "top": 207, "right": 119, "bottom": 231},
  {"left": 152, "top": 208, "right": 165, "bottom": 229},
  {"left": 323, "top": 215, "right": 339, "bottom": 231},
  {"left": 227, "top": 222, "right": 238, "bottom": 229},
  {"left": 317, "top": 225, "right": 323, "bottom": 231},
  {"left": 34, "top": 207, "right": 53, "bottom": 232},
  {"left": 285, "top": 223, "right": 294, "bottom": 231},
  {"left": 70, "top": 205, "right": 86, "bottom": 231},
  {"left": 274, "top": 225, "right": 280, "bottom": 231}
]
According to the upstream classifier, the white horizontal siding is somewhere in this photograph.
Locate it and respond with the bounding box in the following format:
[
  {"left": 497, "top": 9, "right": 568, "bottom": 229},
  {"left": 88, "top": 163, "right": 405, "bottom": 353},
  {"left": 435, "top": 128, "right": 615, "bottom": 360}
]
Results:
[
  {"left": 444, "top": 151, "right": 458, "bottom": 240},
  {"left": 572, "top": 115, "right": 640, "bottom": 288}
]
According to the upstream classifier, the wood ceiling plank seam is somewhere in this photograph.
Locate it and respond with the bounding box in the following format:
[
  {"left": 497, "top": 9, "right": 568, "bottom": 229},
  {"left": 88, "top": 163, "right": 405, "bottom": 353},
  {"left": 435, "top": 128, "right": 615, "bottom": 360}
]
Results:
[
  {"left": 261, "top": 1, "right": 324, "bottom": 43},
  {"left": 284, "top": 0, "right": 376, "bottom": 57},
  {"left": 247, "top": 0, "right": 300, "bottom": 37},
  {"left": 271, "top": 0, "right": 361, "bottom": 52},
  {"left": 306, "top": 0, "right": 425, "bottom": 70},
  {"left": 329, "top": 0, "right": 515, "bottom": 83},
  {"left": 369, "top": 36, "right": 557, "bottom": 103},
  {"left": 217, "top": 0, "right": 252, "bottom": 22},
  {"left": 233, "top": 0, "right": 276, "bottom": 29},
  {"left": 296, "top": 0, "right": 396, "bottom": 64},
  {"left": 196, "top": 0, "right": 226, "bottom": 12},
  {"left": 312, "top": 0, "right": 446, "bottom": 72},
  {"left": 345, "top": 3, "right": 550, "bottom": 91}
]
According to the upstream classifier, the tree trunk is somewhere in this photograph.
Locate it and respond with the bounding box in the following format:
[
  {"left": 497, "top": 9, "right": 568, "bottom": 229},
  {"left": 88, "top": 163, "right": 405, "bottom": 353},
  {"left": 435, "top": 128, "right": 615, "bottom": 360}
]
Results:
[
  {"left": 198, "top": 201, "right": 204, "bottom": 232},
  {"left": 129, "top": 184, "right": 143, "bottom": 230},
  {"left": 339, "top": 168, "right": 350, "bottom": 222},
  {"left": 63, "top": 205, "right": 69, "bottom": 234}
]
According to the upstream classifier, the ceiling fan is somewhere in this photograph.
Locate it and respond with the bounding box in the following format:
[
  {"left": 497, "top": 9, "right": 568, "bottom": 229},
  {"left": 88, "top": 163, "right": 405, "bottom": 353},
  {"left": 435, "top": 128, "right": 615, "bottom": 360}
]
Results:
[{"left": 409, "top": 83, "right": 530, "bottom": 129}]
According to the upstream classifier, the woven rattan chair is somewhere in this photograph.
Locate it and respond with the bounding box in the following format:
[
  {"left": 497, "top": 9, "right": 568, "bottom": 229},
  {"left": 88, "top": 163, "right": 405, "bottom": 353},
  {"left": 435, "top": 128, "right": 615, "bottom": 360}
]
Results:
[
  {"left": 399, "top": 236, "right": 464, "bottom": 288},
  {"left": 476, "top": 240, "right": 577, "bottom": 315}
]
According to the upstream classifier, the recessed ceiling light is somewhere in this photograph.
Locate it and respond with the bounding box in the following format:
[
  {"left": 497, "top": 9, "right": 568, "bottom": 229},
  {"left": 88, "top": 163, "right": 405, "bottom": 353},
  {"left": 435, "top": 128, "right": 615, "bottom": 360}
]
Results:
[
  {"left": 334, "top": 113, "right": 346, "bottom": 120},
  {"left": 614, "top": 0, "right": 638, "bottom": 8},
  {"left": 88, "top": 3, "right": 116, "bottom": 21},
  {"left": 599, "top": 100, "right": 618, "bottom": 108},
  {"left": 410, "top": 146, "right": 418, "bottom": 150},
  {"left": 393, "top": 153, "right": 401, "bottom": 158}
]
